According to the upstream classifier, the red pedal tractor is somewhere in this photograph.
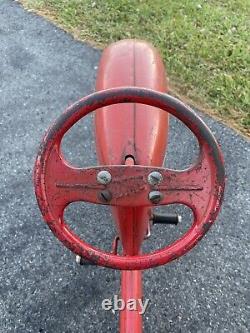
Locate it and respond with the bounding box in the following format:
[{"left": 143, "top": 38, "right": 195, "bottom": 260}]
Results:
[{"left": 33, "top": 40, "right": 225, "bottom": 332}]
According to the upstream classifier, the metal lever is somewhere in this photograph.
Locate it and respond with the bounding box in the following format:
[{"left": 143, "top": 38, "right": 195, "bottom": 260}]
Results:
[{"left": 152, "top": 213, "right": 181, "bottom": 225}]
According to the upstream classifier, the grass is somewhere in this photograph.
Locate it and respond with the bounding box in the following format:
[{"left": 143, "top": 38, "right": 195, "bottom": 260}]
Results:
[{"left": 20, "top": 0, "right": 250, "bottom": 136}]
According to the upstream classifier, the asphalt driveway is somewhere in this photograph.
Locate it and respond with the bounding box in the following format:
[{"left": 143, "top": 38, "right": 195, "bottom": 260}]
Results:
[{"left": 0, "top": 1, "right": 249, "bottom": 332}]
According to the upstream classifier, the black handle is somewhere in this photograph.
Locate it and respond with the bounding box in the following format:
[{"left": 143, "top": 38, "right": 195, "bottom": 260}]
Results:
[{"left": 152, "top": 213, "right": 181, "bottom": 225}]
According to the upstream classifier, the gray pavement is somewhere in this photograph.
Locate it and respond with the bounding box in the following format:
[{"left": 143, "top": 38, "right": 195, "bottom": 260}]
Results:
[{"left": 0, "top": 1, "right": 249, "bottom": 332}]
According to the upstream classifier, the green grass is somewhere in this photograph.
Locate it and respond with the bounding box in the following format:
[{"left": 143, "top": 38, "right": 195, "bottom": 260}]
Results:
[{"left": 21, "top": 0, "right": 250, "bottom": 136}]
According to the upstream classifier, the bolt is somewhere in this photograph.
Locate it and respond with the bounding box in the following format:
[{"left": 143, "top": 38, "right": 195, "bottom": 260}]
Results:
[
  {"left": 76, "top": 255, "right": 95, "bottom": 266},
  {"left": 97, "top": 170, "right": 112, "bottom": 184},
  {"left": 148, "top": 191, "right": 163, "bottom": 204},
  {"left": 148, "top": 171, "right": 163, "bottom": 186},
  {"left": 76, "top": 255, "right": 84, "bottom": 265},
  {"left": 98, "top": 189, "right": 112, "bottom": 203}
]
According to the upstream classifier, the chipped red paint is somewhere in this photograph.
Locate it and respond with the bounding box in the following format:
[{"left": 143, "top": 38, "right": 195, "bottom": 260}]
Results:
[{"left": 33, "top": 86, "right": 225, "bottom": 271}]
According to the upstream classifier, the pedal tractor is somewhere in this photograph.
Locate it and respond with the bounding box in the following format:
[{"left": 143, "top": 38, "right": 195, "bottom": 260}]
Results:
[{"left": 34, "top": 40, "right": 225, "bottom": 332}]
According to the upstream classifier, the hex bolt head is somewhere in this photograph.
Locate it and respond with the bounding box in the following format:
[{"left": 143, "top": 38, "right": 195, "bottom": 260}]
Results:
[
  {"left": 148, "top": 191, "right": 163, "bottom": 204},
  {"left": 97, "top": 170, "right": 112, "bottom": 185},
  {"left": 148, "top": 171, "right": 163, "bottom": 186},
  {"left": 98, "top": 189, "right": 112, "bottom": 203}
]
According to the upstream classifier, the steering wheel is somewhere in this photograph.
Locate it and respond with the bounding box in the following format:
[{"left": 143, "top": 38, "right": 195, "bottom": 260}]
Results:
[{"left": 33, "top": 87, "right": 225, "bottom": 270}]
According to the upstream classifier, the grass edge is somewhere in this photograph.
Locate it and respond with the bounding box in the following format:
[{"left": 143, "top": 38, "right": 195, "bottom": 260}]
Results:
[{"left": 18, "top": 1, "right": 250, "bottom": 139}]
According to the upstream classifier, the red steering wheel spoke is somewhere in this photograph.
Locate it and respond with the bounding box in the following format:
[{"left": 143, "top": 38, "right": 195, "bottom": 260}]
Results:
[
  {"left": 41, "top": 144, "right": 103, "bottom": 219},
  {"left": 34, "top": 87, "right": 225, "bottom": 270},
  {"left": 159, "top": 149, "right": 214, "bottom": 223}
]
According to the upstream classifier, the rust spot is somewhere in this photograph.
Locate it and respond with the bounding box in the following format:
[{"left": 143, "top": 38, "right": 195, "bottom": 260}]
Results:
[
  {"left": 169, "top": 253, "right": 179, "bottom": 261},
  {"left": 202, "top": 222, "right": 211, "bottom": 233},
  {"left": 87, "top": 250, "right": 101, "bottom": 264}
]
